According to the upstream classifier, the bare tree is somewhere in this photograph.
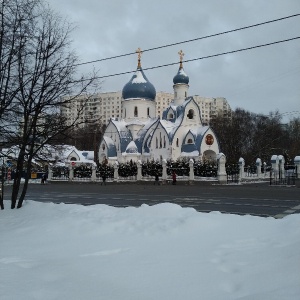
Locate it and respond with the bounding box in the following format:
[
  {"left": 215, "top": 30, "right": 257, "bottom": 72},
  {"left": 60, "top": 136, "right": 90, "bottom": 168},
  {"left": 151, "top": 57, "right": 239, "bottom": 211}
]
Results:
[
  {"left": 1, "top": 0, "right": 100, "bottom": 209},
  {"left": 286, "top": 117, "right": 300, "bottom": 160},
  {"left": 210, "top": 108, "right": 286, "bottom": 164}
]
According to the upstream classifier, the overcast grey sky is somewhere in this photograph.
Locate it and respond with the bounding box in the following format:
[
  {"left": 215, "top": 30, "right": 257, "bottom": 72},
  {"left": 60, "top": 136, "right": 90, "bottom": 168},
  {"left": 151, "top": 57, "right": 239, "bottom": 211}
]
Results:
[{"left": 49, "top": 0, "right": 300, "bottom": 121}]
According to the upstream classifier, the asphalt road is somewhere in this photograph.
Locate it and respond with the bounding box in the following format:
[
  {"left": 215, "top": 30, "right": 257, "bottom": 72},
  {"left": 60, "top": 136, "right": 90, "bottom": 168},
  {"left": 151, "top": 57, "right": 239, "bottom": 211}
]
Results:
[{"left": 3, "top": 181, "right": 300, "bottom": 218}]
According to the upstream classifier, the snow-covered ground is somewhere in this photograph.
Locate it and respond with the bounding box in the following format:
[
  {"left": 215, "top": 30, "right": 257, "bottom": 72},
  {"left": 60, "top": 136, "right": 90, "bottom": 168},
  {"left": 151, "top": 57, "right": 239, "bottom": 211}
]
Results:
[{"left": 1, "top": 200, "right": 299, "bottom": 300}]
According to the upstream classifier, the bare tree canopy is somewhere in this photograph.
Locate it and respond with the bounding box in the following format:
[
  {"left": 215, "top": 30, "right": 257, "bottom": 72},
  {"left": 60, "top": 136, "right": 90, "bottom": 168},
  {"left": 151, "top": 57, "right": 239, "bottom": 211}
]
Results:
[
  {"left": 0, "top": 0, "right": 101, "bottom": 209},
  {"left": 210, "top": 108, "right": 299, "bottom": 164}
]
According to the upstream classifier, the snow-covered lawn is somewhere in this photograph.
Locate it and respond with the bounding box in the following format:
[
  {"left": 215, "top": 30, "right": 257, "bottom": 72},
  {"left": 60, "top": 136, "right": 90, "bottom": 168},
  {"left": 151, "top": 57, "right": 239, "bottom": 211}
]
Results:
[{"left": 1, "top": 200, "right": 299, "bottom": 300}]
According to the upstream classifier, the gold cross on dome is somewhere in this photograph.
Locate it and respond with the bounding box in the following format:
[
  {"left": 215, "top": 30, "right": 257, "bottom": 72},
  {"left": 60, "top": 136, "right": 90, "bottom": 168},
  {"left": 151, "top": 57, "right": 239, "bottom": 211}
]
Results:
[
  {"left": 136, "top": 47, "right": 143, "bottom": 68},
  {"left": 178, "top": 50, "right": 184, "bottom": 68}
]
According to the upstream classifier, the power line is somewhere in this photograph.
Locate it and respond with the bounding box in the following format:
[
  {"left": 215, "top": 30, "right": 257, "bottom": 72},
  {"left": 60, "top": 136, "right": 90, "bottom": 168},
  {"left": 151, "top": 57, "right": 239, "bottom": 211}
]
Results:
[
  {"left": 74, "top": 13, "right": 300, "bottom": 68},
  {"left": 72, "top": 36, "right": 300, "bottom": 83}
]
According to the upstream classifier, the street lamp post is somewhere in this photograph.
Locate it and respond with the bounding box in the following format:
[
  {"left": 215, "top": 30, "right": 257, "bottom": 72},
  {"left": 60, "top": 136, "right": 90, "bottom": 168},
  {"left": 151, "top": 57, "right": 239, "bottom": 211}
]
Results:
[{"left": 0, "top": 158, "right": 4, "bottom": 209}]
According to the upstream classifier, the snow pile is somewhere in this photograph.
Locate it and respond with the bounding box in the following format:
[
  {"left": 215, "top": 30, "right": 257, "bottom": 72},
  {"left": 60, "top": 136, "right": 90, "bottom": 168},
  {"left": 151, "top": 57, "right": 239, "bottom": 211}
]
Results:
[{"left": 1, "top": 200, "right": 300, "bottom": 300}]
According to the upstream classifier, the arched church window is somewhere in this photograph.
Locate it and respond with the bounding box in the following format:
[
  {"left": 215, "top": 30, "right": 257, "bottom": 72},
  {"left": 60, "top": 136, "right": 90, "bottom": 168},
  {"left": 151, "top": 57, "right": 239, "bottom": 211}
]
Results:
[
  {"left": 147, "top": 107, "right": 150, "bottom": 117},
  {"left": 185, "top": 91, "right": 187, "bottom": 97},
  {"left": 156, "top": 137, "right": 158, "bottom": 148},
  {"left": 187, "top": 138, "right": 193, "bottom": 144},
  {"left": 176, "top": 138, "right": 179, "bottom": 147},
  {"left": 168, "top": 113, "right": 174, "bottom": 120},
  {"left": 70, "top": 157, "right": 77, "bottom": 161},
  {"left": 102, "top": 144, "right": 105, "bottom": 151},
  {"left": 159, "top": 132, "right": 162, "bottom": 148},
  {"left": 163, "top": 136, "right": 166, "bottom": 148},
  {"left": 124, "top": 109, "right": 126, "bottom": 118},
  {"left": 134, "top": 106, "right": 138, "bottom": 117},
  {"left": 187, "top": 109, "right": 194, "bottom": 119}
]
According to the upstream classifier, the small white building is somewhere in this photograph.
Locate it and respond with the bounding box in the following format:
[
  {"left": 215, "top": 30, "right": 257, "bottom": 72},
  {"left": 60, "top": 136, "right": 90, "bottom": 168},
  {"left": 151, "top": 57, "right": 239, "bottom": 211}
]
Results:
[{"left": 99, "top": 50, "right": 220, "bottom": 163}]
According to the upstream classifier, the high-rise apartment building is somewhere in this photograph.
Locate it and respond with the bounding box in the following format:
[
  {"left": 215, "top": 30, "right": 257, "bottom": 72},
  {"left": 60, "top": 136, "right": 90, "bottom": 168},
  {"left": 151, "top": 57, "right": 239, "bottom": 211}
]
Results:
[{"left": 60, "top": 91, "right": 231, "bottom": 127}]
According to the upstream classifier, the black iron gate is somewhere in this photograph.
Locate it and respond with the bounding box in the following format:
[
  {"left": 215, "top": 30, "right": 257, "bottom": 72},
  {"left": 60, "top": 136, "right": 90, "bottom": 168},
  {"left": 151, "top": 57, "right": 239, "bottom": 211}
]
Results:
[
  {"left": 270, "top": 165, "right": 298, "bottom": 186},
  {"left": 226, "top": 164, "right": 239, "bottom": 184}
]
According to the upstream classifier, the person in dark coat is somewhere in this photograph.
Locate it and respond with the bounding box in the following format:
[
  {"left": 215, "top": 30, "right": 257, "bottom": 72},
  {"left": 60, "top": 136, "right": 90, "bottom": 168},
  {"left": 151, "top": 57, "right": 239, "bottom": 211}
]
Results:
[
  {"left": 41, "top": 173, "right": 46, "bottom": 184},
  {"left": 172, "top": 171, "right": 177, "bottom": 185},
  {"left": 154, "top": 173, "right": 159, "bottom": 185},
  {"left": 101, "top": 173, "right": 106, "bottom": 186}
]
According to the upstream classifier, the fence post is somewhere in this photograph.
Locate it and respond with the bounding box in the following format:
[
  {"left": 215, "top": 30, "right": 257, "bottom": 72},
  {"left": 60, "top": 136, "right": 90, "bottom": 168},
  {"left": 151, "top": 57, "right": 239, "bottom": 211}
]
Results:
[
  {"left": 238, "top": 157, "right": 245, "bottom": 179},
  {"left": 256, "top": 158, "right": 262, "bottom": 178},
  {"left": 294, "top": 156, "right": 300, "bottom": 179},
  {"left": 91, "top": 164, "right": 96, "bottom": 181},
  {"left": 137, "top": 160, "right": 142, "bottom": 180},
  {"left": 217, "top": 153, "right": 227, "bottom": 184},
  {"left": 189, "top": 159, "right": 194, "bottom": 182},
  {"left": 68, "top": 165, "right": 74, "bottom": 181},
  {"left": 114, "top": 161, "right": 119, "bottom": 181},
  {"left": 278, "top": 155, "right": 285, "bottom": 179},
  {"left": 263, "top": 162, "right": 267, "bottom": 177},
  {"left": 271, "top": 155, "right": 279, "bottom": 181},
  {"left": 48, "top": 167, "right": 53, "bottom": 181},
  {"left": 162, "top": 159, "right": 167, "bottom": 181}
]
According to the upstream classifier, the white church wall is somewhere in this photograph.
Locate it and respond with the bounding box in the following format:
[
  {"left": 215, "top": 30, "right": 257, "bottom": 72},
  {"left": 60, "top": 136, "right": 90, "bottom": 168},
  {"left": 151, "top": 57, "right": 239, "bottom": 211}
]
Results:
[
  {"left": 200, "top": 129, "right": 219, "bottom": 161},
  {"left": 127, "top": 123, "right": 144, "bottom": 140},
  {"left": 173, "top": 83, "right": 189, "bottom": 105},
  {"left": 122, "top": 99, "right": 156, "bottom": 121},
  {"left": 181, "top": 102, "right": 201, "bottom": 126},
  {"left": 149, "top": 125, "right": 171, "bottom": 161}
]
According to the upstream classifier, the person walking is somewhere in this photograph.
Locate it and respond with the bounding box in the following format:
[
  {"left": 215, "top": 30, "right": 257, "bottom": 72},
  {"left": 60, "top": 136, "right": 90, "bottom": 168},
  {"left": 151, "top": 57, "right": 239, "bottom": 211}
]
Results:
[
  {"left": 101, "top": 173, "right": 106, "bottom": 186},
  {"left": 172, "top": 171, "right": 177, "bottom": 185},
  {"left": 154, "top": 173, "right": 159, "bottom": 185},
  {"left": 41, "top": 173, "right": 46, "bottom": 184}
]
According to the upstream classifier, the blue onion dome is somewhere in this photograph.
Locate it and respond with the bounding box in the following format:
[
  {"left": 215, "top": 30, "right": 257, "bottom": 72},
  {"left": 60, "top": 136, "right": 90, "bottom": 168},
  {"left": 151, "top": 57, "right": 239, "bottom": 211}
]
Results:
[
  {"left": 173, "top": 65, "right": 189, "bottom": 84},
  {"left": 122, "top": 49, "right": 156, "bottom": 101},
  {"left": 173, "top": 50, "right": 189, "bottom": 84}
]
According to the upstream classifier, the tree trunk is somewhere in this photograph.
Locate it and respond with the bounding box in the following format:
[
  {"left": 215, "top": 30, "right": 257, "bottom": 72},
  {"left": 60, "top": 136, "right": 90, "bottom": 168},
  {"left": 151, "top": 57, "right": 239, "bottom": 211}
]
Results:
[
  {"left": 17, "top": 160, "right": 32, "bottom": 208},
  {"left": 11, "top": 150, "right": 26, "bottom": 209},
  {"left": 17, "top": 177, "right": 29, "bottom": 209}
]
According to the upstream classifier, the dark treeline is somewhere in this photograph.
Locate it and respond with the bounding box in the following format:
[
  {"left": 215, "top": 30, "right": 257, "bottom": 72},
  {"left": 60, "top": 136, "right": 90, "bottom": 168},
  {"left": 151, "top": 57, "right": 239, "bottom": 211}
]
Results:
[{"left": 210, "top": 108, "right": 300, "bottom": 164}]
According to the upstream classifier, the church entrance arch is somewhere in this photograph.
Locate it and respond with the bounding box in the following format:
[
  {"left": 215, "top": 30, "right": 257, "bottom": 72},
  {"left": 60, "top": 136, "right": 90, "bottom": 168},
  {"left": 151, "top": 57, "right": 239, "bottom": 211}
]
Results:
[{"left": 202, "top": 150, "right": 217, "bottom": 161}]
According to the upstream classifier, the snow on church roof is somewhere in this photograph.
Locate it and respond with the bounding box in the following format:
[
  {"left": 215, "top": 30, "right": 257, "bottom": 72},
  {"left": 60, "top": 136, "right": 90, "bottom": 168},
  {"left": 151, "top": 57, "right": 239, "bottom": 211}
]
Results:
[
  {"left": 103, "top": 136, "right": 115, "bottom": 147},
  {"left": 181, "top": 150, "right": 199, "bottom": 157},
  {"left": 125, "top": 141, "right": 139, "bottom": 154},
  {"left": 111, "top": 119, "right": 130, "bottom": 138},
  {"left": 160, "top": 111, "right": 184, "bottom": 141},
  {"left": 122, "top": 67, "right": 156, "bottom": 101},
  {"left": 103, "top": 136, "right": 117, "bottom": 157},
  {"left": 190, "top": 126, "right": 209, "bottom": 137},
  {"left": 131, "top": 70, "right": 147, "bottom": 83},
  {"left": 135, "top": 118, "right": 158, "bottom": 152}
]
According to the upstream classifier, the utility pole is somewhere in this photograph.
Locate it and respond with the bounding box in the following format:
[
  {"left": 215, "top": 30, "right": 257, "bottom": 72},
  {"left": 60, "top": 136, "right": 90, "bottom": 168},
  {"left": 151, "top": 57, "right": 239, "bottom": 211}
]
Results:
[
  {"left": 93, "top": 128, "right": 98, "bottom": 163},
  {"left": 0, "top": 158, "right": 4, "bottom": 209}
]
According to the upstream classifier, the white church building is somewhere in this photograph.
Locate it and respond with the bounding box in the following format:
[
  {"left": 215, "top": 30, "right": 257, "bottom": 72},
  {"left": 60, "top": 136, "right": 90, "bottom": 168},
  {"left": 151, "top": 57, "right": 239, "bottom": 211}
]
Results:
[{"left": 98, "top": 49, "right": 220, "bottom": 164}]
